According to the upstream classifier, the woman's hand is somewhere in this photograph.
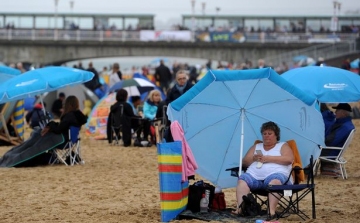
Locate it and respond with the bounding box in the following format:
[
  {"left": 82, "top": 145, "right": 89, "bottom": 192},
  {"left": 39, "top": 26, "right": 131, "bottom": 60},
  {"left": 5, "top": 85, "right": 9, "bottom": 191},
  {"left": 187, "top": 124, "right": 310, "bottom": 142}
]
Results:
[
  {"left": 41, "top": 126, "right": 50, "bottom": 136},
  {"left": 253, "top": 154, "right": 269, "bottom": 163}
]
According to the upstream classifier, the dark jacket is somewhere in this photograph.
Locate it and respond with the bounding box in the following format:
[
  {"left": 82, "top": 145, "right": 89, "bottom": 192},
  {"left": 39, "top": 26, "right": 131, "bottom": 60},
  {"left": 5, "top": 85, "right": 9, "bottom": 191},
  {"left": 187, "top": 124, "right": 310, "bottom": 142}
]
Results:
[
  {"left": 47, "top": 110, "right": 87, "bottom": 141},
  {"left": 26, "top": 107, "right": 46, "bottom": 129},
  {"left": 107, "top": 101, "right": 138, "bottom": 145},
  {"left": 325, "top": 116, "right": 355, "bottom": 148},
  {"left": 166, "top": 81, "right": 194, "bottom": 103},
  {"left": 155, "top": 64, "right": 172, "bottom": 83}
]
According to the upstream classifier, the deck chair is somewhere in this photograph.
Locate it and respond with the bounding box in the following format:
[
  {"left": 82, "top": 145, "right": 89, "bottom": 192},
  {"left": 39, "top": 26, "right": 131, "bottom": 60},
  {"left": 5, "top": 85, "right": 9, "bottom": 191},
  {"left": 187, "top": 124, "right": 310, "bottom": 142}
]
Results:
[
  {"left": 315, "top": 129, "right": 355, "bottom": 179},
  {"left": 154, "top": 105, "right": 168, "bottom": 143},
  {"left": 226, "top": 140, "right": 315, "bottom": 221},
  {"left": 265, "top": 155, "right": 315, "bottom": 221},
  {"left": 50, "top": 126, "right": 83, "bottom": 166},
  {"left": 109, "top": 104, "right": 124, "bottom": 145}
]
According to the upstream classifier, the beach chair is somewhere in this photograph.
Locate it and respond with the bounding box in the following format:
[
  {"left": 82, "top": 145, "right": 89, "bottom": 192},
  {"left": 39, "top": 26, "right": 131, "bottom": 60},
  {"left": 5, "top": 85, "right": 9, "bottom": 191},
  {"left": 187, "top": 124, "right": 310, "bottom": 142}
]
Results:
[
  {"left": 50, "top": 126, "right": 83, "bottom": 166},
  {"left": 109, "top": 104, "right": 124, "bottom": 145},
  {"left": 315, "top": 129, "right": 355, "bottom": 179},
  {"left": 154, "top": 105, "right": 168, "bottom": 143},
  {"left": 226, "top": 140, "right": 315, "bottom": 221}
]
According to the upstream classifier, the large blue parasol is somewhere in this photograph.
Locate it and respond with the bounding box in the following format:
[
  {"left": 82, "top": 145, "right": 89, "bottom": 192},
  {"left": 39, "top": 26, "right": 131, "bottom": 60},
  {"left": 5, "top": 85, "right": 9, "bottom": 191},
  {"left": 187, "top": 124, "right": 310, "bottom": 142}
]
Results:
[
  {"left": 0, "top": 66, "right": 94, "bottom": 104},
  {"left": 282, "top": 65, "right": 360, "bottom": 103},
  {"left": 167, "top": 68, "right": 324, "bottom": 189}
]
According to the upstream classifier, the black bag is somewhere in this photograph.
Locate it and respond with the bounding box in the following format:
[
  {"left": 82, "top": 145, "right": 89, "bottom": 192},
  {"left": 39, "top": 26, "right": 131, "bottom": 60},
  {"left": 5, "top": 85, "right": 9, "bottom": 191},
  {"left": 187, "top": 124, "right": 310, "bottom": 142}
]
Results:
[
  {"left": 187, "top": 180, "right": 215, "bottom": 213},
  {"left": 240, "top": 193, "right": 262, "bottom": 217}
]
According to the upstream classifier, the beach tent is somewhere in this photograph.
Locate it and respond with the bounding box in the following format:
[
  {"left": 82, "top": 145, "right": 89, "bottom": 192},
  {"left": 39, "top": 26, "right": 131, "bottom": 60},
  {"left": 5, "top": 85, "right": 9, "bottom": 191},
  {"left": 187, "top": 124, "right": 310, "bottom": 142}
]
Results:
[
  {"left": 85, "top": 92, "right": 116, "bottom": 139},
  {"left": 36, "top": 84, "right": 98, "bottom": 112}
]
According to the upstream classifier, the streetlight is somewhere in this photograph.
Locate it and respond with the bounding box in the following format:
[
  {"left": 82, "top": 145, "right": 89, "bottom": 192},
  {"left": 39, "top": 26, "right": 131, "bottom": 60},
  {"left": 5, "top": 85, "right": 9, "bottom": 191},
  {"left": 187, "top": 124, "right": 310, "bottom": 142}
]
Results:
[
  {"left": 201, "top": 2, "right": 206, "bottom": 15},
  {"left": 331, "top": 1, "right": 341, "bottom": 32},
  {"left": 216, "top": 7, "right": 220, "bottom": 15},
  {"left": 54, "top": 0, "right": 59, "bottom": 40},
  {"left": 69, "top": 0, "right": 74, "bottom": 28},
  {"left": 191, "top": 0, "right": 196, "bottom": 42}
]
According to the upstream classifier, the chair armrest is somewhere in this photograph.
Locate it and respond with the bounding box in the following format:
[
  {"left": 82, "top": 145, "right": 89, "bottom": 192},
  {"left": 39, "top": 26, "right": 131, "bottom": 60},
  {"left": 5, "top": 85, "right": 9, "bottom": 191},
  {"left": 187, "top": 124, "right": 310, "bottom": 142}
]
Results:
[
  {"left": 225, "top": 167, "right": 240, "bottom": 177},
  {"left": 321, "top": 146, "right": 342, "bottom": 150}
]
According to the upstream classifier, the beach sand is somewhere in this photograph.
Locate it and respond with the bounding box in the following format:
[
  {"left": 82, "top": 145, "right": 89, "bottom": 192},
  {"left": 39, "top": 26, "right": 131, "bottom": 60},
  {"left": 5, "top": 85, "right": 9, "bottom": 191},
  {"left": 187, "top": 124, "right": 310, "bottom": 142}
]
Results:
[{"left": 1, "top": 120, "right": 360, "bottom": 223}]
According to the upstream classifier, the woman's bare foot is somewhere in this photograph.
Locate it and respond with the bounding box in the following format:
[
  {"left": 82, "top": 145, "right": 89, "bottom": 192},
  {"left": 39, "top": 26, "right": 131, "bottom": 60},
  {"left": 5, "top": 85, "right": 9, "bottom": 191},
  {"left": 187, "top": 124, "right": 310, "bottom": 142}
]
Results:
[{"left": 231, "top": 207, "right": 242, "bottom": 215}]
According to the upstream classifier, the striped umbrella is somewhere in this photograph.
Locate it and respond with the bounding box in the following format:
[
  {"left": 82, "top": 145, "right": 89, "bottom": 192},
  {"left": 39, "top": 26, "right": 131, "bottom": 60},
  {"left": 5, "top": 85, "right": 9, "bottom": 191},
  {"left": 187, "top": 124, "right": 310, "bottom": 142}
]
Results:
[{"left": 108, "top": 78, "right": 156, "bottom": 96}]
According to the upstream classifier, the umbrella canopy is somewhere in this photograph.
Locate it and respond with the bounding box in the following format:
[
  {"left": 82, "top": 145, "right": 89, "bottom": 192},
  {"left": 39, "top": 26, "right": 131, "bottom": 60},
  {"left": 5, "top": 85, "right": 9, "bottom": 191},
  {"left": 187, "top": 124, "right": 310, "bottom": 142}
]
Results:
[
  {"left": 0, "top": 66, "right": 94, "bottom": 104},
  {"left": 0, "top": 65, "right": 21, "bottom": 82},
  {"left": 282, "top": 66, "right": 360, "bottom": 103},
  {"left": 167, "top": 68, "right": 324, "bottom": 189},
  {"left": 108, "top": 78, "right": 156, "bottom": 96},
  {"left": 132, "top": 73, "right": 166, "bottom": 100},
  {"left": 350, "top": 58, "right": 359, "bottom": 69}
]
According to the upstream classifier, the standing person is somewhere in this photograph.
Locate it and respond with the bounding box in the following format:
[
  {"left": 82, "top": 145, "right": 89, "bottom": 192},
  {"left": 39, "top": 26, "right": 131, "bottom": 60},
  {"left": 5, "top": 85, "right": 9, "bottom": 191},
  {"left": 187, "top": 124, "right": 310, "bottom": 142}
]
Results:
[
  {"left": 51, "top": 92, "right": 66, "bottom": 119},
  {"left": 156, "top": 70, "right": 194, "bottom": 142},
  {"left": 109, "top": 62, "right": 122, "bottom": 88},
  {"left": 155, "top": 59, "right": 172, "bottom": 92},
  {"left": 85, "top": 62, "right": 101, "bottom": 91},
  {"left": 166, "top": 70, "right": 193, "bottom": 103},
  {"left": 233, "top": 121, "right": 294, "bottom": 221}
]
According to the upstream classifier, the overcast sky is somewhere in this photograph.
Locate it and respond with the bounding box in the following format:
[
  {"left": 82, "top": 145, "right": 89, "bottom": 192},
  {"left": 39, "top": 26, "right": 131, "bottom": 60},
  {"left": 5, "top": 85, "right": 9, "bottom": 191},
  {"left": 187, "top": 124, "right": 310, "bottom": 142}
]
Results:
[{"left": 2, "top": 0, "right": 359, "bottom": 29}]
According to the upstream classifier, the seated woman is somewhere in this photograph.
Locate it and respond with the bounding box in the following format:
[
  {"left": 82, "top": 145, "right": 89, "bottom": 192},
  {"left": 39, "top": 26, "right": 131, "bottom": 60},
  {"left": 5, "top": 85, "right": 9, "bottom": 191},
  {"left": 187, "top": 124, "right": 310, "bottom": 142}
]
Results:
[
  {"left": 234, "top": 121, "right": 294, "bottom": 220},
  {"left": 143, "top": 89, "right": 162, "bottom": 143},
  {"left": 0, "top": 95, "right": 87, "bottom": 167},
  {"left": 42, "top": 95, "right": 88, "bottom": 145}
]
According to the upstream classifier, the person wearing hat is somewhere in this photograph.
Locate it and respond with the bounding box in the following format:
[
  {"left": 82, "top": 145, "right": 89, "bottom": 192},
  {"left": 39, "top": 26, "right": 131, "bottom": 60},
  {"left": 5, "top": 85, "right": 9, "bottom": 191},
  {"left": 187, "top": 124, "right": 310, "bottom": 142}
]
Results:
[{"left": 324, "top": 103, "right": 355, "bottom": 154}]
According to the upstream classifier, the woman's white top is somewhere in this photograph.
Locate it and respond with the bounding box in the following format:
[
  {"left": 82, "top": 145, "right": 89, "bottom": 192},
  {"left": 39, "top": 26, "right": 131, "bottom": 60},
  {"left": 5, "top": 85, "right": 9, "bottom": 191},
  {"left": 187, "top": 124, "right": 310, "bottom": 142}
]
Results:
[{"left": 246, "top": 142, "right": 292, "bottom": 182}]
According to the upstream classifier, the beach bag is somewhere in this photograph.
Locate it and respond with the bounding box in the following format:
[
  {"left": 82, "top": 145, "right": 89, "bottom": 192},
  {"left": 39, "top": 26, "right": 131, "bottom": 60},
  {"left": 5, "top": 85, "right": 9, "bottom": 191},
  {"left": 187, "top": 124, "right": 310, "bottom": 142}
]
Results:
[
  {"left": 240, "top": 193, "right": 261, "bottom": 217},
  {"left": 187, "top": 180, "right": 215, "bottom": 213},
  {"left": 211, "top": 192, "right": 226, "bottom": 211}
]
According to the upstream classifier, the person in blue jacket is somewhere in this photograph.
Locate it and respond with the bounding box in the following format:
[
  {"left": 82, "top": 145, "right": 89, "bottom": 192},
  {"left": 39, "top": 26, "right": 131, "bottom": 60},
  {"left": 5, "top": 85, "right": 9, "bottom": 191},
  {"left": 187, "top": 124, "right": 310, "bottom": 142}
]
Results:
[{"left": 324, "top": 103, "right": 355, "bottom": 155}]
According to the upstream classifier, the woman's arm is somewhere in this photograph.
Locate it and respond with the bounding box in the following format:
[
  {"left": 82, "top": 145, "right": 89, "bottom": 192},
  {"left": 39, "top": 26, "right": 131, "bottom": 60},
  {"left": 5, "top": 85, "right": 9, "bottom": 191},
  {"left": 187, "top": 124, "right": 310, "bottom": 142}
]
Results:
[
  {"left": 260, "top": 143, "right": 294, "bottom": 165},
  {"left": 242, "top": 145, "right": 256, "bottom": 167}
]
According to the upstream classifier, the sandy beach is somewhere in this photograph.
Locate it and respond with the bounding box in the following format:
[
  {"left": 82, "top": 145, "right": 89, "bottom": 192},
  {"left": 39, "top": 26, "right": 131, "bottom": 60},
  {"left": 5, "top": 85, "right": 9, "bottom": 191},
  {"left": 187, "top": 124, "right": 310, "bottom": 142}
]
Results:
[{"left": 1, "top": 120, "right": 360, "bottom": 223}]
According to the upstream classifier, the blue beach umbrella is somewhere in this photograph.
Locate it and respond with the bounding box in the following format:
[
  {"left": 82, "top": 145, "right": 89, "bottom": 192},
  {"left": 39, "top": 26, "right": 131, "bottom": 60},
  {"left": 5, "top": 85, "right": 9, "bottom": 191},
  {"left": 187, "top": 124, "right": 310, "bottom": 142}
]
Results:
[
  {"left": 167, "top": 68, "right": 324, "bottom": 189},
  {"left": 0, "top": 66, "right": 94, "bottom": 104},
  {"left": 282, "top": 66, "right": 360, "bottom": 103},
  {"left": 0, "top": 65, "right": 21, "bottom": 82},
  {"left": 350, "top": 58, "right": 359, "bottom": 69}
]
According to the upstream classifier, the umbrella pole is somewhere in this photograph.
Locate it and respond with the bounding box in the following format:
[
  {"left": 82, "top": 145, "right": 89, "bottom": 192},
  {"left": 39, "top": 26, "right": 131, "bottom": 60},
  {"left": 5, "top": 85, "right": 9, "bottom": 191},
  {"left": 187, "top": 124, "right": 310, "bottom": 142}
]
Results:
[
  {"left": 39, "top": 95, "right": 46, "bottom": 114},
  {"left": 238, "top": 108, "right": 245, "bottom": 177}
]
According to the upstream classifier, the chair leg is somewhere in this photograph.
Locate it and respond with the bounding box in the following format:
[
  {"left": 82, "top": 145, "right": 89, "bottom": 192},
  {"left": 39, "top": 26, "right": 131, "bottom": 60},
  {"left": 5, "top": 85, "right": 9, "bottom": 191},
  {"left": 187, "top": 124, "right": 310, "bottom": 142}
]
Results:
[
  {"left": 340, "top": 164, "right": 347, "bottom": 179},
  {"left": 313, "top": 159, "right": 319, "bottom": 176}
]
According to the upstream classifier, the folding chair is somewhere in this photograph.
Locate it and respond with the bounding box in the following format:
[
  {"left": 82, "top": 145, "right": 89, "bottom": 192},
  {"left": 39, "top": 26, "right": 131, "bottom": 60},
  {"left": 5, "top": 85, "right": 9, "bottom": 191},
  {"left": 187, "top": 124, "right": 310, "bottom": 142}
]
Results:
[
  {"left": 50, "top": 126, "right": 83, "bottom": 166},
  {"left": 226, "top": 140, "right": 315, "bottom": 221},
  {"left": 110, "top": 104, "right": 123, "bottom": 145},
  {"left": 315, "top": 129, "right": 355, "bottom": 179},
  {"left": 154, "top": 105, "right": 168, "bottom": 143},
  {"left": 263, "top": 155, "right": 315, "bottom": 221}
]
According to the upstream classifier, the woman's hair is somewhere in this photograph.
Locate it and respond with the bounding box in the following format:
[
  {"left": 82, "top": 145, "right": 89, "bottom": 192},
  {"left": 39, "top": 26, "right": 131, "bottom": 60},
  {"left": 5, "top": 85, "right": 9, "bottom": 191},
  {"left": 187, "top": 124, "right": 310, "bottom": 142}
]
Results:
[
  {"left": 62, "top": 95, "right": 79, "bottom": 117},
  {"left": 260, "top": 121, "right": 280, "bottom": 141},
  {"left": 116, "top": 89, "right": 128, "bottom": 102},
  {"left": 147, "top": 89, "right": 162, "bottom": 103}
]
